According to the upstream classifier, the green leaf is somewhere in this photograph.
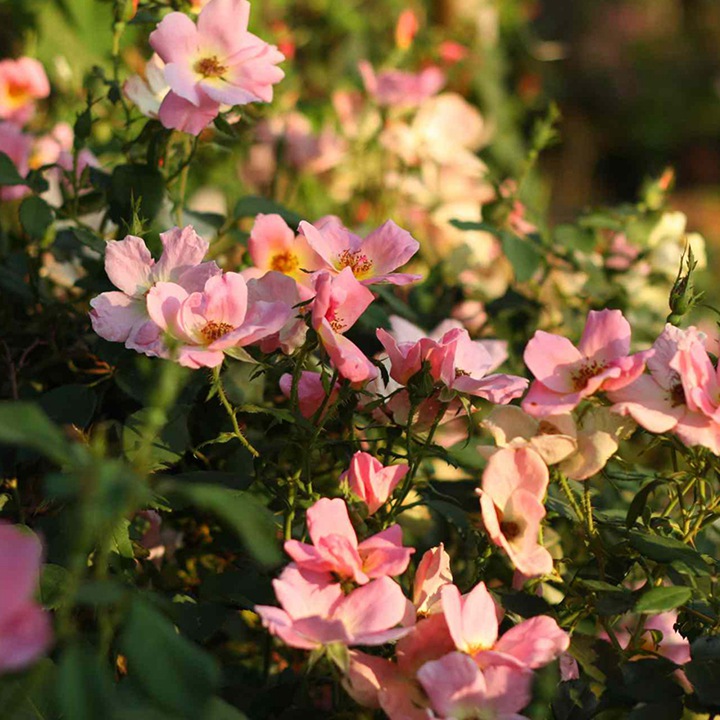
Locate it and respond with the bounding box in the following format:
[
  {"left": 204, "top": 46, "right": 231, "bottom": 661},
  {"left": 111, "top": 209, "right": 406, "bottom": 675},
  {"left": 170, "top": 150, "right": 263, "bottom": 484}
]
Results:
[
  {"left": 108, "top": 164, "right": 166, "bottom": 226},
  {"left": 684, "top": 660, "right": 720, "bottom": 708},
  {"left": 39, "top": 384, "right": 96, "bottom": 429},
  {"left": 123, "top": 407, "right": 190, "bottom": 470},
  {"left": 204, "top": 698, "right": 249, "bottom": 720},
  {"left": 0, "top": 152, "right": 26, "bottom": 185},
  {"left": 626, "top": 479, "right": 667, "bottom": 529},
  {"left": 629, "top": 531, "right": 711, "bottom": 575},
  {"left": 233, "top": 196, "right": 302, "bottom": 228},
  {"left": 0, "top": 402, "right": 75, "bottom": 465},
  {"left": 111, "top": 518, "right": 135, "bottom": 559},
  {"left": 57, "top": 643, "right": 115, "bottom": 720},
  {"left": 19, "top": 195, "right": 54, "bottom": 240},
  {"left": 120, "top": 599, "right": 220, "bottom": 719},
  {"left": 40, "top": 564, "right": 70, "bottom": 610},
  {"left": 635, "top": 585, "right": 692, "bottom": 614},
  {"left": 448, "top": 218, "right": 500, "bottom": 235},
  {"left": 158, "top": 481, "right": 281, "bottom": 568},
  {"left": 501, "top": 231, "right": 542, "bottom": 283}
]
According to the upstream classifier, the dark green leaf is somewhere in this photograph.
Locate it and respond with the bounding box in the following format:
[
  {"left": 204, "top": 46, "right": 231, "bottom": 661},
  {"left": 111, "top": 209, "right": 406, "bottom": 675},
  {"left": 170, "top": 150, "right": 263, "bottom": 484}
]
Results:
[
  {"left": 0, "top": 402, "right": 75, "bottom": 465},
  {"left": 0, "top": 152, "right": 26, "bottom": 185},
  {"left": 629, "top": 531, "right": 711, "bottom": 575},
  {"left": 123, "top": 407, "right": 190, "bottom": 470},
  {"left": 120, "top": 599, "right": 220, "bottom": 719},
  {"left": 158, "top": 481, "right": 281, "bottom": 568},
  {"left": 501, "top": 231, "right": 542, "bottom": 283},
  {"left": 626, "top": 480, "right": 667, "bottom": 529},
  {"left": 635, "top": 586, "right": 691, "bottom": 614},
  {"left": 19, "top": 196, "right": 54, "bottom": 240},
  {"left": 39, "top": 384, "right": 96, "bottom": 429},
  {"left": 108, "top": 164, "right": 165, "bottom": 225},
  {"left": 57, "top": 643, "right": 115, "bottom": 720},
  {"left": 685, "top": 660, "right": 720, "bottom": 708}
]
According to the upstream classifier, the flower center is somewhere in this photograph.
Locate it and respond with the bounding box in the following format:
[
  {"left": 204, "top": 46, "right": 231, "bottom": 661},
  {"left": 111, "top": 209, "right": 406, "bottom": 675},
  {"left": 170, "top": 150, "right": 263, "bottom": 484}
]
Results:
[
  {"left": 669, "top": 378, "right": 686, "bottom": 408},
  {"left": 270, "top": 250, "right": 299, "bottom": 274},
  {"left": 500, "top": 520, "right": 521, "bottom": 540},
  {"left": 537, "top": 420, "right": 561, "bottom": 435},
  {"left": 571, "top": 359, "right": 607, "bottom": 391},
  {"left": 328, "top": 310, "right": 345, "bottom": 333},
  {"left": 200, "top": 321, "right": 234, "bottom": 343},
  {"left": 337, "top": 249, "right": 373, "bottom": 278},
  {"left": 194, "top": 56, "right": 228, "bottom": 78}
]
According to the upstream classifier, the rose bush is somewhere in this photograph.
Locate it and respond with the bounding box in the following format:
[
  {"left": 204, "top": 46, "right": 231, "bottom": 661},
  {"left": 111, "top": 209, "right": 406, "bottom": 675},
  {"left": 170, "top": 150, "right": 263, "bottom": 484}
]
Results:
[{"left": 1, "top": 1, "right": 719, "bottom": 718}]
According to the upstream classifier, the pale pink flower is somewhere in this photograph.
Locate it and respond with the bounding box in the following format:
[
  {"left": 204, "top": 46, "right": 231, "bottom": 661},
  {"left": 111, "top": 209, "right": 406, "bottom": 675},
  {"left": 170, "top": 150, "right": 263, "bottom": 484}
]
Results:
[
  {"left": 557, "top": 406, "right": 634, "bottom": 481},
  {"left": 300, "top": 217, "right": 421, "bottom": 285},
  {"left": 246, "top": 270, "right": 307, "bottom": 353},
  {"left": 609, "top": 324, "right": 720, "bottom": 453},
  {"left": 284, "top": 497, "right": 414, "bottom": 584},
  {"left": 246, "top": 213, "right": 324, "bottom": 291},
  {"left": 255, "top": 565, "right": 412, "bottom": 649},
  {"left": 90, "top": 226, "right": 220, "bottom": 356},
  {"left": 279, "top": 371, "right": 341, "bottom": 419},
  {"left": 0, "top": 523, "right": 52, "bottom": 673},
  {"left": 358, "top": 61, "right": 445, "bottom": 107},
  {"left": 147, "top": 271, "right": 292, "bottom": 368},
  {"left": 412, "top": 544, "right": 453, "bottom": 615},
  {"left": 440, "top": 583, "right": 569, "bottom": 670},
  {"left": 344, "top": 650, "right": 428, "bottom": 719},
  {"left": 136, "top": 510, "right": 183, "bottom": 567},
  {"left": 522, "top": 309, "right": 652, "bottom": 417},
  {"left": 417, "top": 651, "right": 533, "bottom": 720},
  {"left": 479, "top": 405, "right": 577, "bottom": 466},
  {"left": 311, "top": 268, "right": 378, "bottom": 383},
  {"left": 124, "top": 54, "right": 169, "bottom": 120},
  {"left": 149, "top": 0, "right": 284, "bottom": 134},
  {"left": 341, "top": 451, "right": 409, "bottom": 515},
  {"left": 478, "top": 447, "right": 553, "bottom": 577},
  {"left": 0, "top": 57, "right": 50, "bottom": 124},
  {"left": 431, "top": 327, "right": 528, "bottom": 403}
]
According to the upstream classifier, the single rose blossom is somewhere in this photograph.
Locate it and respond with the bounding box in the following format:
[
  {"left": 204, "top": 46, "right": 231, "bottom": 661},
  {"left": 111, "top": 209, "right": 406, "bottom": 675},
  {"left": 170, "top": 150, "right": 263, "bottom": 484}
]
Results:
[
  {"left": 300, "top": 217, "right": 421, "bottom": 285},
  {"left": 246, "top": 213, "right": 325, "bottom": 291},
  {"left": 279, "top": 371, "right": 341, "bottom": 420},
  {"left": 358, "top": 61, "right": 445, "bottom": 107},
  {"left": 149, "top": 0, "right": 284, "bottom": 134},
  {"left": 340, "top": 451, "right": 409, "bottom": 515},
  {"left": 311, "top": 268, "right": 378, "bottom": 383},
  {"left": 0, "top": 523, "right": 53, "bottom": 674},
  {"left": 522, "top": 309, "right": 652, "bottom": 417},
  {"left": 90, "top": 226, "right": 221, "bottom": 356},
  {"left": 417, "top": 651, "right": 534, "bottom": 720},
  {"left": 609, "top": 324, "right": 720, "bottom": 454},
  {"left": 147, "top": 270, "right": 293, "bottom": 368},
  {"left": 478, "top": 447, "right": 553, "bottom": 577},
  {"left": 255, "top": 565, "right": 412, "bottom": 649},
  {"left": 0, "top": 57, "right": 50, "bottom": 124},
  {"left": 284, "top": 497, "right": 414, "bottom": 584}
]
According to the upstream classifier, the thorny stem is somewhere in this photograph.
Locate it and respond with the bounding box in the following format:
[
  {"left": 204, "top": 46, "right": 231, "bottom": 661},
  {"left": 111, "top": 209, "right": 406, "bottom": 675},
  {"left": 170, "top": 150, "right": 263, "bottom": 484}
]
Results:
[
  {"left": 557, "top": 471, "right": 585, "bottom": 524},
  {"left": 212, "top": 365, "right": 259, "bottom": 458}
]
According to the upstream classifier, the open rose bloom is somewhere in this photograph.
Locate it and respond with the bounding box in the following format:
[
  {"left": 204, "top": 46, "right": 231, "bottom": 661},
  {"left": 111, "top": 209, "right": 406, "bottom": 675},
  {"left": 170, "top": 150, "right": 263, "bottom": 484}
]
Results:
[{"left": 147, "top": 0, "right": 284, "bottom": 133}]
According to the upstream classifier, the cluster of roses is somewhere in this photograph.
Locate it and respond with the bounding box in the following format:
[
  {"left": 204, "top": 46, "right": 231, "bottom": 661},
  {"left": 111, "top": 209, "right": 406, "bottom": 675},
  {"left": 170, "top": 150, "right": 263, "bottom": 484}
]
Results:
[
  {"left": 124, "top": 0, "right": 285, "bottom": 135},
  {"left": 255, "top": 452, "right": 569, "bottom": 720},
  {"left": 89, "top": 214, "right": 425, "bottom": 372},
  {"left": 0, "top": 55, "right": 97, "bottom": 203}
]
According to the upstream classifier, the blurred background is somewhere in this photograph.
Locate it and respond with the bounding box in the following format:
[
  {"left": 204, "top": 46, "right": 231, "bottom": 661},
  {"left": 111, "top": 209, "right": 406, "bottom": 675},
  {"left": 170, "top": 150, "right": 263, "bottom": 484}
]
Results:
[{"left": 3, "top": 0, "right": 720, "bottom": 254}]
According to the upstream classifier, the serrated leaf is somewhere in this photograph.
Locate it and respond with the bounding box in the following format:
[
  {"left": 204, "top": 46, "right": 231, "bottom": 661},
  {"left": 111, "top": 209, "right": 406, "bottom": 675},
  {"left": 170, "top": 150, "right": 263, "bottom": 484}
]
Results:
[
  {"left": 629, "top": 531, "right": 710, "bottom": 575},
  {"left": 635, "top": 585, "right": 691, "bottom": 614}
]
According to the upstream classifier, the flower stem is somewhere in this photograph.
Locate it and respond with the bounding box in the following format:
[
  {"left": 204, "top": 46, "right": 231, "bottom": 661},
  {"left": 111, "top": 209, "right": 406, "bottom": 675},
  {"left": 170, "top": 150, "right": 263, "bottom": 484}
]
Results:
[{"left": 212, "top": 366, "right": 259, "bottom": 458}]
